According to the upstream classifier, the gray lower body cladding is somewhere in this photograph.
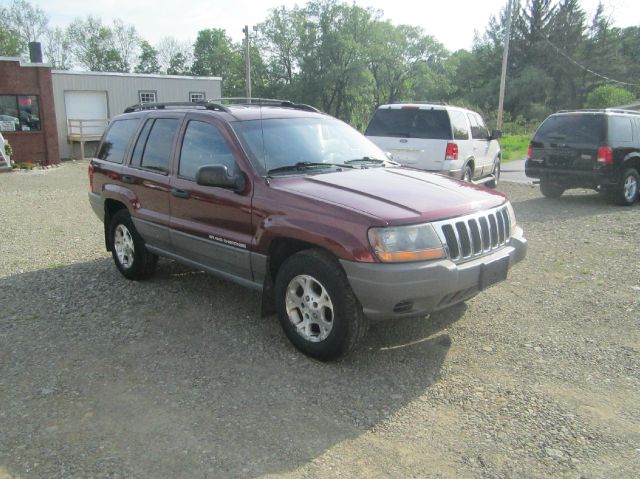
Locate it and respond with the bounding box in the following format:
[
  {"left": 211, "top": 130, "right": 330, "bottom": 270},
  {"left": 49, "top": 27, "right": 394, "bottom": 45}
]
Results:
[{"left": 340, "top": 228, "right": 527, "bottom": 321}]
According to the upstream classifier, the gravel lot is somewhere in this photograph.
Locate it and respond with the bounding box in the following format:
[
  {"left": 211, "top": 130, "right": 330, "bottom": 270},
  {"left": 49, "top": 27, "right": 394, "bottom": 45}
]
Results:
[{"left": 1, "top": 161, "right": 638, "bottom": 478}]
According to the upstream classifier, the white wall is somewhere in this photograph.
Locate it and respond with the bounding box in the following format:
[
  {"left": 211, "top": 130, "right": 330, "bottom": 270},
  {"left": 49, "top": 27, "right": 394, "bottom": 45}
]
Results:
[{"left": 52, "top": 71, "right": 222, "bottom": 159}]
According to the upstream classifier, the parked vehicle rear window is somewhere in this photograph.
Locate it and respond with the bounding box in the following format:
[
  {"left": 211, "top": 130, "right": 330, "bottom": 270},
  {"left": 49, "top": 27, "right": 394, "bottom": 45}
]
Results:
[
  {"left": 365, "top": 108, "right": 452, "bottom": 140},
  {"left": 97, "top": 119, "right": 140, "bottom": 163},
  {"left": 534, "top": 114, "right": 605, "bottom": 144}
]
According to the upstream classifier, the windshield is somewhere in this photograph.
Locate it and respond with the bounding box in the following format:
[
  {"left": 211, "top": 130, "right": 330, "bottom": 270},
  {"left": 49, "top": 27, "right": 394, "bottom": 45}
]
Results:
[
  {"left": 535, "top": 114, "right": 605, "bottom": 144},
  {"left": 364, "top": 108, "right": 452, "bottom": 139},
  {"left": 231, "top": 117, "right": 387, "bottom": 175}
]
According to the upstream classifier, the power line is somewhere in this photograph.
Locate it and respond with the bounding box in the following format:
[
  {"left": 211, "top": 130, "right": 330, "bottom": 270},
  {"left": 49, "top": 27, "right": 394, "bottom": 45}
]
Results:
[{"left": 542, "top": 35, "right": 639, "bottom": 87}]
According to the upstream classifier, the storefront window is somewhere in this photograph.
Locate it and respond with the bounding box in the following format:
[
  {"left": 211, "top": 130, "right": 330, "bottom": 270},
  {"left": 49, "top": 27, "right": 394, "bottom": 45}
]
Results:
[{"left": 0, "top": 95, "right": 41, "bottom": 132}]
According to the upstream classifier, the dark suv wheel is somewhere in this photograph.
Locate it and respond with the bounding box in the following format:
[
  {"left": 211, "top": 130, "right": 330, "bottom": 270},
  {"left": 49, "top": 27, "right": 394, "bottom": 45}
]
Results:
[
  {"left": 274, "top": 249, "right": 368, "bottom": 361},
  {"left": 109, "top": 209, "right": 157, "bottom": 280},
  {"left": 612, "top": 168, "right": 639, "bottom": 206},
  {"left": 539, "top": 180, "right": 565, "bottom": 199}
]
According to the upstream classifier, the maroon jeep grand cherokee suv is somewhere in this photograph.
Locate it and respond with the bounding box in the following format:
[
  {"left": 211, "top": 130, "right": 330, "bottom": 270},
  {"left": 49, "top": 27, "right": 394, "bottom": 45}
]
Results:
[{"left": 88, "top": 100, "right": 527, "bottom": 360}]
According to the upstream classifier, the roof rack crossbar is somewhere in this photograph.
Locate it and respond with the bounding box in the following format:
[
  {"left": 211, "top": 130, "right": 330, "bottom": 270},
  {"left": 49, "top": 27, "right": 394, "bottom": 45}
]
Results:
[
  {"left": 123, "top": 101, "right": 230, "bottom": 113},
  {"left": 208, "top": 97, "right": 321, "bottom": 113}
]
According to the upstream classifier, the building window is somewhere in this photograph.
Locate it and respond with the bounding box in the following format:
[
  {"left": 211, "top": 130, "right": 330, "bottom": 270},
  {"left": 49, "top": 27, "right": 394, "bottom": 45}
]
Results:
[
  {"left": 0, "top": 95, "right": 41, "bottom": 132},
  {"left": 190, "top": 92, "right": 206, "bottom": 102},
  {"left": 138, "top": 91, "right": 157, "bottom": 104}
]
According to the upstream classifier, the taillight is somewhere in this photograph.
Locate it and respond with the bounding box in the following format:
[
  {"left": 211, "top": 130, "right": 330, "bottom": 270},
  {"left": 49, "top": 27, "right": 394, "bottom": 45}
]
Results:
[
  {"left": 88, "top": 164, "right": 94, "bottom": 192},
  {"left": 526, "top": 143, "right": 533, "bottom": 160},
  {"left": 445, "top": 142, "right": 458, "bottom": 161},
  {"left": 596, "top": 146, "right": 613, "bottom": 165}
]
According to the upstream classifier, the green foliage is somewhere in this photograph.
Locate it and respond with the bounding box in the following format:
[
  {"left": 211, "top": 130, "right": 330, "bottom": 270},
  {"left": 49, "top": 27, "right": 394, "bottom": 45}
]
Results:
[
  {"left": 585, "top": 85, "right": 636, "bottom": 108},
  {"left": 66, "top": 16, "right": 139, "bottom": 72},
  {"left": 191, "top": 28, "right": 244, "bottom": 95},
  {"left": 500, "top": 135, "right": 532, "bottom": 162},
  {"left": 134, "top": 40, "right": 160, "bottom": 74},
  {"left": 0, "top": 0, "right": 48, "bottom": 57}
]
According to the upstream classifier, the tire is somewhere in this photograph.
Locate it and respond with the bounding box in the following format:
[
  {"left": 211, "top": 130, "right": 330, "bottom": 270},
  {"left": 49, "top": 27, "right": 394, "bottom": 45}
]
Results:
[
  {"left": 109, "top": 209, "right": 157, "bottom": 280},
  {"left": 539, "top": 180, "right": 565, "bottom": 199},
  {"left": 274, "top": 249, "right": 368, "bottom": 360},
  {"left": 462, "top": 165, "right": 473, "bottom": 183},
  {"left": 486, "top": 160, "right": 500, "bottom": 188},
  {"left": 611, "top": 168, "right": 639, "bottom": 206}
]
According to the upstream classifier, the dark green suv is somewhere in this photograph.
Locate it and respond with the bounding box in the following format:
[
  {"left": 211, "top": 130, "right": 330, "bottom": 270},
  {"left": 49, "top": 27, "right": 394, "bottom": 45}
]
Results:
[{"left": 525, "top": 109, "right": 640, "bottom": 205}]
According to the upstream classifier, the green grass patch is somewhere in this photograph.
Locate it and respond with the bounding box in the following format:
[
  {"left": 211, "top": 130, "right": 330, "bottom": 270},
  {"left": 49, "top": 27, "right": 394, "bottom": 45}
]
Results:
[
  {"left": 500, "top": 134, "right": 531, "bottom": 162},
  {"left": 47, "top": 263, "right": 65, "bottom": 269}
]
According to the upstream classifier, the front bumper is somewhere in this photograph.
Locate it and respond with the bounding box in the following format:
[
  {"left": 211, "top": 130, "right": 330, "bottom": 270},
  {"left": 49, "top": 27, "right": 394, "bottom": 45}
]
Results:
[{"left": 340, "top": 227, "right": 527, "bottom": 321}]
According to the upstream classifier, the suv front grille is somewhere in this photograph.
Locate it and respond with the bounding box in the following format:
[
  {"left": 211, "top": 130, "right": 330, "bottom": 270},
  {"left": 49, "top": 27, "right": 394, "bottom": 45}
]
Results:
[{"left": 433, "top": 205, "right": 511, "bottom": 263}]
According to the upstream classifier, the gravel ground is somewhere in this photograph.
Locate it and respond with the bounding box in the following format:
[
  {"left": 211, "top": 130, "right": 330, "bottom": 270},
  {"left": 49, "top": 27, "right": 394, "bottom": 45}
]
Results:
[{"left": 0, "top": 161, "right": 638, "bottom": 478}]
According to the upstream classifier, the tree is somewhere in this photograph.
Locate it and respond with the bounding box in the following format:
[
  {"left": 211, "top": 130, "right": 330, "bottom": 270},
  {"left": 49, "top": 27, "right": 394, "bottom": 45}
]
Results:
[
  {"left": 156, "top": 36, "right": 192, "bottom": 74},
  {"left": 0, "top": 0, "right": 48, "bottom": 56},
  {"left": 43, "top": 26, "right": 72, "bottom": 69},
  {"left": 134, "top": 40, "right": 160, "bottom": 74},
  {"left": 0, "top": 25, "right": 22, "bottom": 56},
  {"left": 66, "top": 16, "right": 138, "bottom": 72},
  {"left": 191, "top": 28, "right": 244, "bottom": 95},
  {"left": 585, "top": 85, "right": 636, "bottom": 108}
]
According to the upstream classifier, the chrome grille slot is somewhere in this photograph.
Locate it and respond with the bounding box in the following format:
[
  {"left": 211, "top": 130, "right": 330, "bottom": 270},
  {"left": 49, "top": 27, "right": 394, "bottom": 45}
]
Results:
[
  {"left": 488, "top": 214, "right": 498, "bottom": 247},
  {"left": 456, "top": 222, "right": 472, "bottom": 258},
  {"left": 433, "top": 205, "right": 513, "bottom": 264}
]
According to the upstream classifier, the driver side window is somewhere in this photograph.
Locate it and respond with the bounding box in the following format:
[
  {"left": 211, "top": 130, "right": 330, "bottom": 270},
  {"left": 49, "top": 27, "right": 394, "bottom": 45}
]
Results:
[{"left": 179, "top": 121, "right": 237, "bottom": 180}]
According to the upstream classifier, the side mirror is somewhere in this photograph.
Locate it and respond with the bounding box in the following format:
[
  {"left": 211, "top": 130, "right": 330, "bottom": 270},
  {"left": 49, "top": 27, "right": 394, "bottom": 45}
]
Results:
[
  {"left": 196, "top": 165, "right": 246, "bottom": 192},
  {"left": 490, "top": 129, "right": 502, "bottom": 140}
]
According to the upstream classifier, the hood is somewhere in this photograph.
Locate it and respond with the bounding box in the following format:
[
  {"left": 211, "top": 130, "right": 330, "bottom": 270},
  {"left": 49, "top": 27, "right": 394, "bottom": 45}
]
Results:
[{"left": 272, "top": 167, "right": 507, "bottom": 225}]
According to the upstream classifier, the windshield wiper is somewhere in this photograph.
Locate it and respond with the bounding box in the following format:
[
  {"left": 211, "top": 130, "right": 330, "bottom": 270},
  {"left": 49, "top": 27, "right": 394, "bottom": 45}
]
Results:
[
  {"left": 344, "top": 157, "right": 385, "bottom": 165},
  {"left": 267, "top": 161, "right": 354, "bottom": 175}
]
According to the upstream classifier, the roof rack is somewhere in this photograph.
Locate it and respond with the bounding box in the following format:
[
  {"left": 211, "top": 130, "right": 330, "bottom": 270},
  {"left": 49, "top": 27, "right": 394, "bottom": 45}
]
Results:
[
  {"left": 209, "top": 97, "right": 321, "bottom": 113},
  {"left": 556, "top": 108, "right": 640, "bottom": 116},
  {"left": 123, "top": 101, "right": 229, "bottom": 113}
]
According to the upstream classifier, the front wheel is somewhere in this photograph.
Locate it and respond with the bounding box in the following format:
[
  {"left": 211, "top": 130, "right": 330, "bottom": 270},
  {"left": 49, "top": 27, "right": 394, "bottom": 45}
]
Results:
[
  {"left": 109, "top": 210, "right": 157, "bottom": 280},
  {"left": 611, "top": 168, "right": 639, "bottom": 206},
  {"left": 274, "top": 249, "right": 368, "bottom": 360},
  {"left": 539, "top": 180, "right": 565, "bottom": 199}
]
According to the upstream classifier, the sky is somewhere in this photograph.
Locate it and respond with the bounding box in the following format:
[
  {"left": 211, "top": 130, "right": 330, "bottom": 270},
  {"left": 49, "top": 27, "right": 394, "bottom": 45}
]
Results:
[{"left": 27, "top": 0, "right": 639, "bottom": 52}]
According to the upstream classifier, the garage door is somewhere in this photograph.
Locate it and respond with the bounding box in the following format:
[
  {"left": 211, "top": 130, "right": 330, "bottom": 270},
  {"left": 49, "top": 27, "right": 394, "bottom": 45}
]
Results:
[{"left": 64, "top": 91, "right": 108, "bottom": 137}]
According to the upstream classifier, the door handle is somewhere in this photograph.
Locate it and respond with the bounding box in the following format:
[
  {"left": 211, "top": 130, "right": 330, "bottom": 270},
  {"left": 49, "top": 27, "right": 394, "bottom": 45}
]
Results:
[
  {"left": 121, "top": 175, "right": 135, "bottom": 184},
  {"left": 171, "top": 188, "right": 190, "bottom": 199}
]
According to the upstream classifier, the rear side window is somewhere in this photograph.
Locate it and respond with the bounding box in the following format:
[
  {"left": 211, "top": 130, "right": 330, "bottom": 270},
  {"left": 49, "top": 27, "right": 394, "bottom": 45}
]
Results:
[
  {"left": 467, "top": 113, "right": 490, "bottom": 139},
  {"left": 449, "top": 111, "right": 470, "bottom": 140},
  {"left": 534, "top": 114, "right": 605, "bottom": 144},
  {"left": 97, "top": 119, "right": 140, "bottom": 163},
  {"left": 608, "top": 116, "right": 633, "bottom": 143},
  {"left": 131, "top": 118, "right": 179, "bottom": 173},
  {"left": 179, "top": 121, "right": 237, "bottom": 179},
  {"left": 365, "top": 108, "right": 452, "bottom": 140}
]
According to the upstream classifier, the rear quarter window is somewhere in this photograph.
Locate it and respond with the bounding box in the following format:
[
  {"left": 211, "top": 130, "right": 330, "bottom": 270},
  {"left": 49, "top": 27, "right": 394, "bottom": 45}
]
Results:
[
  {"left": 608, "top": 116, "right": 633, "bottom": 143},
  {"left": 449, "top": 110, "right": 470, "bottom": 140},
  {"left": 534, "top": 114, "right": 605, "bottom": 144},
  {"left": 97, "top": 118, "right": 140, "bottom": 163},
  {"left": 365, "top": 108, "right": 452, "bottom": 140}
]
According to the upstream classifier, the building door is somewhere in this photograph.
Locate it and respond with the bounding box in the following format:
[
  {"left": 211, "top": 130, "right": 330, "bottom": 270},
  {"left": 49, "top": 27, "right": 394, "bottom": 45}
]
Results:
[{"left": 64, "top": 91, "right": 108, "bottom": 137}]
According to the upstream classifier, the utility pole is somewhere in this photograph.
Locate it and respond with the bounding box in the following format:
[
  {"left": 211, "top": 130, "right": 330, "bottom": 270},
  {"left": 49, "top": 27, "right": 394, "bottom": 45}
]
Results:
[
  {"left": 243, "top": 25, "right": 251, "bottom": 102},
  {"left": 497, "top": 0, "right": 513, "bottom": 132}
]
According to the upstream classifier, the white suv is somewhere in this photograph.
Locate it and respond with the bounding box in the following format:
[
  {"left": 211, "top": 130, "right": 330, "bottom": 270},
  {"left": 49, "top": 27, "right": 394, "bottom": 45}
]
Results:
[{"left": 365, "top": 103, "right": 502, "bottom": 186}]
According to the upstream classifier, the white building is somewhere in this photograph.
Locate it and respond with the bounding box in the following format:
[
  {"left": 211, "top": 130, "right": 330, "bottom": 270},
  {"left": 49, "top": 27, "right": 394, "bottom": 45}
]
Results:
[{"left": 52, "top": 71, "right": 222, "bottom": 159}]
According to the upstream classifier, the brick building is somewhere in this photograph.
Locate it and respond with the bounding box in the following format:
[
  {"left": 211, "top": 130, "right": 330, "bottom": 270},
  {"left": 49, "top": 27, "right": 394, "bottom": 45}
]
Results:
[{"left": 0, "top": 56, "right": 60, "bottom": 166}]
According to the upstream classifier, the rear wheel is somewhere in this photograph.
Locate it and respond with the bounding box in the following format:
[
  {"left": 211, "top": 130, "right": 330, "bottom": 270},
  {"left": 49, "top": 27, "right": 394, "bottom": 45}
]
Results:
[
  {"left": 611, "top": 168, "right": 639, "bottom": 206},
  {"left": 462, "top": 165, "right": 473, "bottom": 183},
  {"left": 274, "top": 249, "right": 368, "bottom": 360},
  {"left": 486, "top": 160, "right": 500, "bottom": 188},
  {"left": 539, "top": 180, "right": 565, "bottom": 199},
  {"left": 109, "top": 210, "right": 157, "bottom": 280}
]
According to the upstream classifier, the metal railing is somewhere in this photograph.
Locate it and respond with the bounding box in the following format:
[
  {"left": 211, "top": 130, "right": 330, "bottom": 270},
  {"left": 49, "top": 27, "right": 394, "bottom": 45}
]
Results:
[{"left": 67, "top": 119, "right": 109, "bottom": 160}]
